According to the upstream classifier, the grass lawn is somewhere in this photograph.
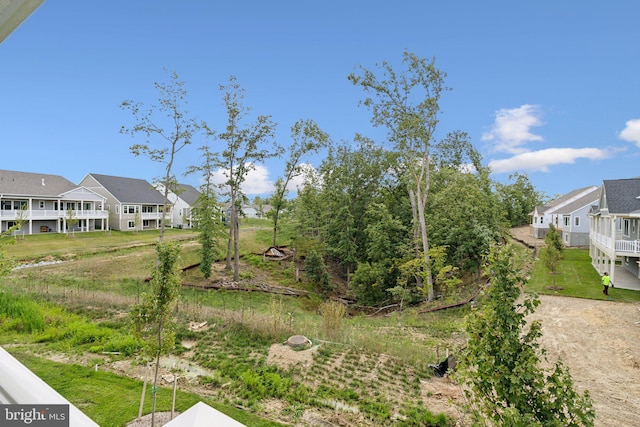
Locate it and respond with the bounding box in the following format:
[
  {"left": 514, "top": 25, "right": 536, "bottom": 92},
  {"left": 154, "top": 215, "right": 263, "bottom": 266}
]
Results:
[
  {"left": 527, "top": 247, "right": 640, "bottom": 302},
  {"left": 10, "top": 351, "right": 284, "bottom": 427},
  {"left": 7, "top": 229, "right": 197, "bottom": 262}
]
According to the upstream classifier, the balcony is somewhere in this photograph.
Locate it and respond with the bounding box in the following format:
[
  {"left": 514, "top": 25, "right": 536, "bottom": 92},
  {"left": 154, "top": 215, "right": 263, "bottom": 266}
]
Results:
[
  {"left": 0, "top": 209, "right": 108, "bottom": 220},
  {"left": 591, "top": 232, "right": 640, "bottom": 255}
]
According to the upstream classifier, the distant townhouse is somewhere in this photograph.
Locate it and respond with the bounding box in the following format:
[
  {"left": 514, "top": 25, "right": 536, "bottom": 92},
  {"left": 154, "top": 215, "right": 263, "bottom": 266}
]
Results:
[
  {"left": 0, "top": 169, "right": 107, "bottom": 235},
  {"left": 79, "top": 173, "right": 170, "bottom": 231},
  {"left": 589, "top": 178, "right": 640, "bottom": 287},
  {"left": 530, "top": 186, "right": 599, "bottom": 240},
  {"left": 554, "top": 186, "right": 600, "bottom": 247},
  {"left": 155, "top": 182, "right": 201, "bottom": 229}
]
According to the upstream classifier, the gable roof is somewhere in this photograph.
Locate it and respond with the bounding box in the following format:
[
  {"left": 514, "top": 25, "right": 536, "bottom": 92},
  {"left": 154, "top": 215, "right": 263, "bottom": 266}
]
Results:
[
  {"left": 555, "top": 186, "right": 600, "bottom": 215},
  {"left": 602, "top": 178, "right": 640, "bottom": 215},
  {"left": 537, "top": 186, "right": 599, "bottom": 214},
  {"left": 175, "top": 184, "right": 201, "bottom": 205},
  {"left": 0, "top": 169, "right": 76, "bottom": 197},
  {"left": 88, "top": 173, "right": 166, "bottom": 204},
  {"left": 163, "top": 401, "right": 246, "bottom": 427}
]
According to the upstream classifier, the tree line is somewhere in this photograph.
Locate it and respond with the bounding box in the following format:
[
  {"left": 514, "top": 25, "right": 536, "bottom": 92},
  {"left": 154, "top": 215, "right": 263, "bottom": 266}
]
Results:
[{"left": 120, "top": 53, "right": 543, "bottom": 308}]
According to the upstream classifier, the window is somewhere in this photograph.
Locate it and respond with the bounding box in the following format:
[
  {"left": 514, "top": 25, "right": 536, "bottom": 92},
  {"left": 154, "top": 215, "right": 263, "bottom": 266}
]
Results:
[
  {"left": 84, "top": 203, "right": 91, "bottom": 210},
  {"left": 39, "top": 201, "right": 45, "bottom": 209},
  {"left": 564, "top": 217, "right": 569, "bottom": 227},
  {"left": 574, "top": 217, "right": 580, "bottom": 227},
  {"left": 540, "top": 216, "right": 544, "bottom": 224},
  {"left": 124, "top": 205, "right": 139, "bottom": 214},
  {"left": 127, "top": 221, "right": 135, "bottom": 229},
  {"left": 143, "top": 220, "right": 150, "bottom": 227},
  {"left": 633, "top": 221, "right": 636, "bottom": 234},
  {"left": 142, "top": 206, "right": 154, "bottom": 213},
  {"left": 1, "top": 201, "right": 11, "bottom": 210},
  {"left": 624, "top": 219, "right": 630, "bottom": 236}
]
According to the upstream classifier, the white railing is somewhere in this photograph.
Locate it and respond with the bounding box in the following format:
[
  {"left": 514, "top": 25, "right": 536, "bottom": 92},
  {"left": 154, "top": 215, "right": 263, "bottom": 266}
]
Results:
[
  {"left": 0, "top": 209, "right": 108, "bottom": 220},
  {"left": 592, "top": 232, "right": 640, "bottom": 254},
  {"left": 616, "top": 239, "right": 640, "bottom": 254}
]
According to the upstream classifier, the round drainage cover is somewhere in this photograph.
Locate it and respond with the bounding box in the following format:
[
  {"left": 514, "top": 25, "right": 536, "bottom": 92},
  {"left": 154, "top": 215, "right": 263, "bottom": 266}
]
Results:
[{"left": 287, "top": 335, "right": 310, "bottom": 347}]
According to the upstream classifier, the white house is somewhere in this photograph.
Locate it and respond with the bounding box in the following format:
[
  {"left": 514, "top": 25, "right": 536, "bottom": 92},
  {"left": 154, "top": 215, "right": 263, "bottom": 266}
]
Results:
[
  {"left": 155, "top": 183, "right": 201, "bottom": 229},
  {"left": 530, "top": 186, "right": 599, "bottom": 240},
  {"left": 589, "top": 178, "right": 640, "bottom": 289},
  {"left": 79, "top": 173, "right": 170, "bottom": 231},
  {"left": 0, "top": 170, "right": 108, "bottom": 235},
  {"left": 554, "top": 186, "right": 600, "bottom": 247}
]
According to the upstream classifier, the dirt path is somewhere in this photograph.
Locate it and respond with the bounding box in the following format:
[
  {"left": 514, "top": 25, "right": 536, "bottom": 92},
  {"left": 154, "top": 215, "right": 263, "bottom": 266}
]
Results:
[{"left": 530, "top": 295, "right": 640, "bottom": 427}]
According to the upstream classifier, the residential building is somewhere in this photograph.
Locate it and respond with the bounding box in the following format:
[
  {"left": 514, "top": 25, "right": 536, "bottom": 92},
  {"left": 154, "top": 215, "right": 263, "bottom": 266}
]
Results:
[
  {"left": 79, "top": 173, "right": 170, "bottom": 231},
  {"left": 155, "top": 182, "right": 201, "bottom": 229},
  {"left": 0, "top": 170, "right": 107, "bottom": 235},
  {"left": 555, "top": 186, "right": 600, "bottom": 247},
  {"left": 589, "top": 178, "right": 640, "bottom": 288},
  {"left": 530, "top": 186, "right": 599, "bottom": 239}
]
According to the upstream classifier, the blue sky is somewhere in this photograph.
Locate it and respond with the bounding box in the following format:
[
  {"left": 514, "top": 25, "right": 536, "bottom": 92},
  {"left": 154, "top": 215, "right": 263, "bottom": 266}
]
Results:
[{"left": 2, "top": 1, "right": 640, "bottom": 201}]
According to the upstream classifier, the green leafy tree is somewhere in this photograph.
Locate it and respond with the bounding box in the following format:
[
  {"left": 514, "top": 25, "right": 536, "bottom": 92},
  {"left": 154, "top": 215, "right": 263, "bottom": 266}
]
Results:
[
  {"left": 545, "top": 223, "right": 564, "bottom": 252},
  {"left": 207, "top": 76, "right": 282, "bottom": 280},
  {"left": 349, "top": 51, "right": 448, "bottom": 301},
  {"left": 541, "top": 223, "right": 563, "bottom": 288},
  {"left": 65, "top": 207, "right": 78, "bottom": 236},
  {"left": 496, "top": 172, "right": 543, "bottom": 227},
  {"left": 427, "top": 168, "right": 505, "bottom": 274},
  {"left": 269, "top": 119, "right": 330, "bottom": 246},
  {"left": 320, "top": 138, "right": 397, "bottom": 282},
  {"left": 187, "top": 145, "right": 226, "bottom": 279},
  {"left": 456, "top": 243, "right": 595, "bottom": 426},
  {"left": 131, "top": 241, "right": 182, "bottom": 427},
  {"left": 305, "top": 250, "right": 333, "bottom": 296},
  {"left": 120, "top": 70, "right": 198, "bottom": 241}
]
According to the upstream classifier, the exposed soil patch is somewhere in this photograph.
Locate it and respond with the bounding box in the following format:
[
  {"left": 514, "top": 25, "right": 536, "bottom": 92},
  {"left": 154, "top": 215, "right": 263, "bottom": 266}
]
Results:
[{"left": 530, "top": 295, "right": 640, "bottom": 427}]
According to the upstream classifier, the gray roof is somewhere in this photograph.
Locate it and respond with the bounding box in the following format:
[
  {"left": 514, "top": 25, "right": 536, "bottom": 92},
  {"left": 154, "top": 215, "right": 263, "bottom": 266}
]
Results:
[
  {"left": 538, "top": 186, "right": 598, "bottom": 214},
  {"left": 88, "top": 173, "right": 166, "bottom": 204},
  {"left": 555, "top": 187, "right": 600, "bottom": 215},
  {"left": 175, "top": 184, "right": 201, "bottom": 205},
  {"left": 0, "top": 169, "right": 76, "bottom": 197},
  {"left": 602, "top": 178, "right": 640, "bottom": 214}
]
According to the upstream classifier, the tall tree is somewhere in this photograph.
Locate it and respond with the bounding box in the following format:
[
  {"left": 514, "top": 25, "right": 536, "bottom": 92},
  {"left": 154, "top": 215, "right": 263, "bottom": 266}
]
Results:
[
  {"left": 457, "top": 243, "right": 594, "bottom": 426},
  {"left": 207, "top": 76, "right": 282, "bottom": 280},
  {"left": 349, "top": 51, "right": 447, "bottom": 301},
  {"left": 186, "top": 145, "right": 226, "bottom": 279},
  {"left": 120, "top": 70, "right": 198, "bottom": 241},
  {"left": 495, "top": 172, "right": 543, "bottom": 227},
  {"left": 269, "top": 119, "right": 330, "bottom": 247},
  {"left": 427, "top": 168, "right": 505, "bottom": 274},
  {"left": 131, "top": 241, "right": 182, "bottom": 427}
]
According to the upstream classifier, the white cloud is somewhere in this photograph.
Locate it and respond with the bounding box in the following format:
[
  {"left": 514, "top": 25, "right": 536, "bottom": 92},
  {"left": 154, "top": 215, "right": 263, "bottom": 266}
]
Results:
[
  {"left": 209, "top": 163, "right": 275, "bottom": 196},
  {"left": 482, "top": 104, "right": 544, "bottom": 154},
  {"left": 619, "top": 118, "right": 640, "bottom": 147},
  {"left": 489, "top": 147, "right": 610, "bottom": 174}
]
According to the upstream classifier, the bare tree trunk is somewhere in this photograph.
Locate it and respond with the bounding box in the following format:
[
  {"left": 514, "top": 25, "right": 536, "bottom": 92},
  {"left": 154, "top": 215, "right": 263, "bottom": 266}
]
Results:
[{"left": 233, "top": 213, "right": 240, "bottom": 281}]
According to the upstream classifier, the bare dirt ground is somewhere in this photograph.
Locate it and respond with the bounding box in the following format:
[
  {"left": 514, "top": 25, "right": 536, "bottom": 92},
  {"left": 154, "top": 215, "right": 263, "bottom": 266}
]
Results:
[
  {"left": 531, "top": 295, "right": 640, "bottom": 427},
  {"left": 509, "top": 226, "right": 640, "bottom": 426}
]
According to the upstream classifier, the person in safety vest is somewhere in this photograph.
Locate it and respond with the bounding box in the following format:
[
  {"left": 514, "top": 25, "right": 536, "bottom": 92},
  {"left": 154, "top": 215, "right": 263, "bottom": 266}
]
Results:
[{"left": 601, "top": 271, "right": 612, "bottom": 296}]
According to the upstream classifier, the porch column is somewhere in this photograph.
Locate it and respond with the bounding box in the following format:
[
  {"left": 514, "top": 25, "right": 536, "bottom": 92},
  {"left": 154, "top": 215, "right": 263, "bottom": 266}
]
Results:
[{"left": 610, "top": 216, "right": 617, "bottom": 283}]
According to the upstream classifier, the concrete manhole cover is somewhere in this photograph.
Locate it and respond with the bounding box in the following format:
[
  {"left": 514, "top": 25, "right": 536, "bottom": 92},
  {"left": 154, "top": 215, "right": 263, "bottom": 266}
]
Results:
[{"left": 286, "top": 335, "right": 312, "bottom": 348}]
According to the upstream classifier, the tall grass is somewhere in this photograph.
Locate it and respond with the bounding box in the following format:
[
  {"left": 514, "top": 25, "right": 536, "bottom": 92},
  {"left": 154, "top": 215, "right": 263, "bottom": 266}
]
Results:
[{"left": 0, "top": 291, "right": 45, "bottom": 332}]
